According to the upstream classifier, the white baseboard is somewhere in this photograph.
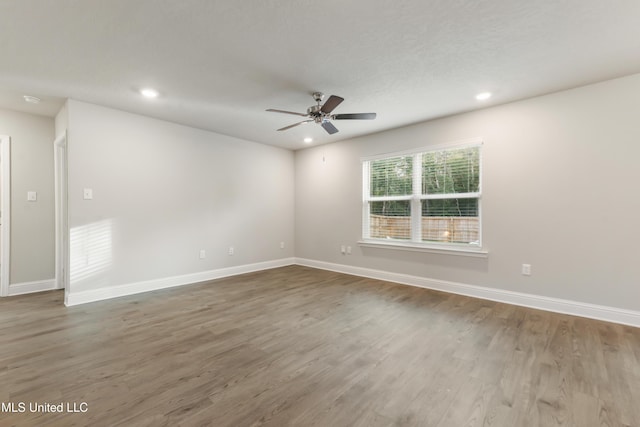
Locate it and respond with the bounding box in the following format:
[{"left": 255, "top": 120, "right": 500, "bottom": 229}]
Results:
[
  {"left": 295, "top": 258, "right": 640, "bottom": 328},
  {"left": 9, "top": 279, "right": 58, "bottom": 296},
  {"left": 62, "top": 255, "right": 640, "bottom": 328},
  {"left": 65, "top": 257, "right": 296, "bottom": 306}
]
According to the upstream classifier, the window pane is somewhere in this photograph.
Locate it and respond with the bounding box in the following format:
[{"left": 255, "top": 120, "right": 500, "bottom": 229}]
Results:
[
  {"left": 422, "top": 147, "right": 479, "bottom": 195},
  {"left": 370, "top": 156, "right": 413, "bottom": 197},
  {"left": 369, "top": 200, "right": 411, "bottom": 240},
  {"left": 421, "top": 199, "right": 479, "bottom": 244},
  {"left": 422, "top": 198, "right": 478, "bottom": 217}
]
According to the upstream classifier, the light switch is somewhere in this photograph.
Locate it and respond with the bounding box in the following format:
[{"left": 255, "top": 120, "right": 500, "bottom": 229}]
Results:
[
  {"left": 27, "top": 191, "right": 37, "bottom": 201},
  {"left": 83, "top": 188, "right": 93, "bottom": 200}
]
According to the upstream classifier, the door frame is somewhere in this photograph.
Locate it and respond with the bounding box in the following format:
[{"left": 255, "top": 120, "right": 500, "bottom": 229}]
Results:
[
  {"left": 54, "top": 132, "right": 68, "bottom": 295},
  {"left": 0, "top": 135, "right": 11, "bottom": 297}
]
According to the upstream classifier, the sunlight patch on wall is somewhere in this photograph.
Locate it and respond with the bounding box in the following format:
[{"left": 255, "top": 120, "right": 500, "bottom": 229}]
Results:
[{"left": 70, "top": 219, "right": 113, "bottom": 288}]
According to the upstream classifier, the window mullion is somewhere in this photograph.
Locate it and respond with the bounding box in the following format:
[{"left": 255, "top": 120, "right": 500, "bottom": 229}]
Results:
[
  {"left": 362, "top": 162, "right": 371, "bottom": 238},
  {"left": 411, "top": 153, "right": 422, "bottom": 242},
  {"left": 420, "top": 192, "right": 480, "bottom": 200},
  {"left": 368, "top": 195, "right": 413, "bottom": 202}
]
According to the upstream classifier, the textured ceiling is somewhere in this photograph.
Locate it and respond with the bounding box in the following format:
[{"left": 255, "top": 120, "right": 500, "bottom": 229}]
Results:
[{"left": 1, "top": 1, "right": 640, "bottom": 150}]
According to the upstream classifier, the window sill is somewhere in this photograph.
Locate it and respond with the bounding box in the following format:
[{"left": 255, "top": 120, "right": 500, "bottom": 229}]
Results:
[{"left": 357, "top": 239, "right": 489, "bottom": 258}]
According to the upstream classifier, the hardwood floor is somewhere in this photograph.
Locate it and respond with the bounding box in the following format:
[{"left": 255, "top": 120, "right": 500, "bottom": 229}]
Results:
[{"left": 1, "top": 265, "right": 639, "bottom": 426}]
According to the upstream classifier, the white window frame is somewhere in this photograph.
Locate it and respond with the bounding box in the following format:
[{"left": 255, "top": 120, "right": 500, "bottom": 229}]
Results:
[{"left": 360, "top": 138, "right": 487, "bottom": 257}]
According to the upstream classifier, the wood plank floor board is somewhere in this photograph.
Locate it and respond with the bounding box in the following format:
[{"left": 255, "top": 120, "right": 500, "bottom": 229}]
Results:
[{"left": 1, "top": 265, "right": 639, "bottom": 426}]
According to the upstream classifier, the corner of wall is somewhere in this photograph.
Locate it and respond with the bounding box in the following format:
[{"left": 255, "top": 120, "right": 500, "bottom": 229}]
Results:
[{"left": 54, "top": 100, "right": 69, "bottom": 138}]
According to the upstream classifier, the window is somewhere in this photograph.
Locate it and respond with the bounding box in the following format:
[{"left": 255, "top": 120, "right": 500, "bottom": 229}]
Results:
[{"left": 362, "top": 142, "right": 482, "bottom": 251}]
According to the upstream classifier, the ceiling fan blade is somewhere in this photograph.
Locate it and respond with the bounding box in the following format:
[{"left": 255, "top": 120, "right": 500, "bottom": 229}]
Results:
[
  {"left": 320, "top": 95, "right": 344, "bottom": 114},
  {"left": 277, "top": 120, "right": 312, "bottom": 131},
  {"left": 321, "top": 121, "right": 339, "bottom": 135},
  {"left": 332, "top": 113, "right": 377, "bottom": 120},
  {"left": 267, "top": 109, "right": 308, "bottom": 117}
]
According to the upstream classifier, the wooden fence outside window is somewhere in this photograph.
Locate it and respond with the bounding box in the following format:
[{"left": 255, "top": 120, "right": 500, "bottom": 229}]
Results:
[{"left": 369, "top": 214, "right": 479, "bottom": 243}]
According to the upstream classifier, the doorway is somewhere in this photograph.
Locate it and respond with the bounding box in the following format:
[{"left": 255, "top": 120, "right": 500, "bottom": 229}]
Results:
[
  {"left": 54, "top": 132, "right": 68, "bottom": 300},
  {"left": 0, "top": 135, "right": 10, "bottom": 297}
]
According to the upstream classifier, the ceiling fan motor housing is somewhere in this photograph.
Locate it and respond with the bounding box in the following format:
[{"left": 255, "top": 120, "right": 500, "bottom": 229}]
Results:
[{"left": 307, "top": 105, "right": 322, "bottom": 116}]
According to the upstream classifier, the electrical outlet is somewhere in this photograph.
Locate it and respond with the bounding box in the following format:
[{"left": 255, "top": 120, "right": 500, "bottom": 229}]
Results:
[
  {"left": 522, "top": 264, "right": 531, "bottom": 276},
  {"left": 280, "top": 241, "right": 285, "bottom": 249},
  {"left": 199, "top": 249, "right": 206, "bottom": 259},
  {"left": 346, "top": 246, "right": 352, "bottom": 255},
  {"left": 228, "top": 246, "right": 234, "bottom": 256},
  {"left": 83, "top": 188, "right": 93, "bottom": 200},
  {"left": 340, "top": 245, "right": 346, "bottom": 254}
]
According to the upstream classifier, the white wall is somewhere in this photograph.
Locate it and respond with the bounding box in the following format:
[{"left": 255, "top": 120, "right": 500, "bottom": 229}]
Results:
[
  {"left": 295, "top": 73, "right": 640, "bottom": 312},
  {"left": 66, "top": 100, "right": 295, "bottom": 297},
  {"left": 0, "top": 108, "right": 55, "bottom": 285},
  {"left": 54, "top": 102, "right": 68, "bottom": 138}
]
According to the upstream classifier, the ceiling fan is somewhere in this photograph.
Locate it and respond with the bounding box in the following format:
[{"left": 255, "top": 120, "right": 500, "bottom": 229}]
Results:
[{"left": 266, "top": 92, "right": 376, "bottom": 135}]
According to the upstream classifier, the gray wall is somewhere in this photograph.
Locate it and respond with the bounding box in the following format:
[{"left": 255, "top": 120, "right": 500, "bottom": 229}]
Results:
[
  {"left": 66, "top": 100, "right": 295, "bottom": 294},
  {"left": 0, "top": 108, "right": 55, "bottom": 284},
  {"left": 295, "top": 73, "right": 640, "bottom": 311}
]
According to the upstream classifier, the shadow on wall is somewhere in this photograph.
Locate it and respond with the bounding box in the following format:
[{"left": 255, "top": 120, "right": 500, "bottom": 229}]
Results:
[{"left": 70, "top": 219, "right": 113, "bottom": 289}]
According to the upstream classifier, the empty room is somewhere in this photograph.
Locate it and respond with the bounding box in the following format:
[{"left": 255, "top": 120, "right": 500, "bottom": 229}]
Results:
[{"left": 1, "top": 1, "right": 640, "bottom": 426}]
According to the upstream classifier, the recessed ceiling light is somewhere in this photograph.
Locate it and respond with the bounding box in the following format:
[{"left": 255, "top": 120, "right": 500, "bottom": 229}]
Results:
[
  {"left": 475, "top": 92, "right": 492, "bottom": 101},
  {"left": 303, "top": 137, "right": 313, "bottom": 144},
  {"left": 140, "top": 88, "right": 159, "bottom": 98},
  {"left": 23, "top": 95, "right": 41, "bottom": 104}
]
